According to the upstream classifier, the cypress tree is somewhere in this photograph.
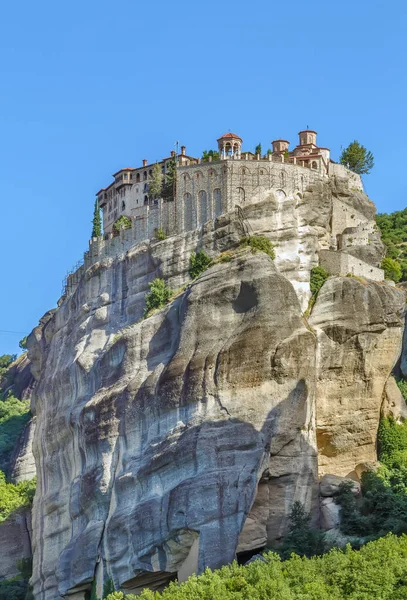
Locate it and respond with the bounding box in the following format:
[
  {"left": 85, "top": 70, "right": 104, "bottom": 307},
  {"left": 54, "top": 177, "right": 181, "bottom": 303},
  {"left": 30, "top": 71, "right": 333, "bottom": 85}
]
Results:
[{"left": 91, "top": 200, "right": 102, "bottom": 238}]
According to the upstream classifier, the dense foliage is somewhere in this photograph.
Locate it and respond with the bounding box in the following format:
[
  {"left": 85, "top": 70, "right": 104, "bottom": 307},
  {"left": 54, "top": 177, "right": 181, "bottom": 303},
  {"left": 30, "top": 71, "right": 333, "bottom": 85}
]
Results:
[
  {"left": 0, "top": 395, "right": 30, "bottom": 473},
  {"left": 149, "top": 163, "right": 163, "bottom": 200},
  {"left": 188, "top": 251, "right": 212, "bottom": 279},
  {"left": 254, "top": 143, "right": 262, "bottom": 156},
  {"left": 0, "top": 472, "right": 36, "bottom": 522},
  {"left": 280, "top": 501, "right": 325, "bottom": 559},
  {"left": 376, "top": 208, "right": 407, "bottom": 281},
  {"left": 0, "top": 558, "right": 33, "bottom": 600},
  {"left": 310, "top": 266, "right": 330, "bottom": 296},
  {"left": 101, "top": 535, "right": 407, "bottom": 600},
  {"left": 113, "top": 216, "right": 132, "bottom": 235},
  {"left": 381, "top": 257, "right": 402, "bottom": 282},
  {"left": 144, "top": 279, "right": 171, "bottom": 316},
  {"left": 0, "top": 354, "right": 16, "bottom": 380},
  {"left": 91, "top": 199, "right": 102, "bottom": 238},
  {"left": 162, "top": 157, "right": 177, "bottom": 201},
  {"left": 339, "top": 140, "right": 374, "bottom": 175},
  {"left": 396, "top": 377, "right": 407, "bottom": 401},
  {"left": 155, "top": 227, "right": 167, "bottom": 241},
  {"left": 201, "top": 150, "right": 220, "bottom": 162},
  {"left": 335, "top": 417, "right": 407, "bottom": 539},
  {"left": 240, "top": 235, "right": 275, "bottom": 259}
]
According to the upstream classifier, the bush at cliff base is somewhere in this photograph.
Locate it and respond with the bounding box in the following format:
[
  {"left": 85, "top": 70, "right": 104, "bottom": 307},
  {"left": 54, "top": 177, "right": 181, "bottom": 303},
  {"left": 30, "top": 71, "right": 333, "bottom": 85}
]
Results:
[{"left": 102, "top": 534, "right": 407, "bottom": 600}]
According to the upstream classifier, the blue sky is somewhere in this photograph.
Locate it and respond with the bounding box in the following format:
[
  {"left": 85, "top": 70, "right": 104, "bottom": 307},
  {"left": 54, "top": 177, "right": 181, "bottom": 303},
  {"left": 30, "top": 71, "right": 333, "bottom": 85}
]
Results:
[{"left": 0, "top": 0, "right": 406, "bottom": 355}]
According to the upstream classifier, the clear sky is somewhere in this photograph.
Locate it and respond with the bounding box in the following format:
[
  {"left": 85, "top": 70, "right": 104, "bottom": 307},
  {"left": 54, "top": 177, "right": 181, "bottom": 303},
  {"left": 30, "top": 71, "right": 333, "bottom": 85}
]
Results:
[{"left": 0, "top": 0, "right": 406, "bottom": 355}]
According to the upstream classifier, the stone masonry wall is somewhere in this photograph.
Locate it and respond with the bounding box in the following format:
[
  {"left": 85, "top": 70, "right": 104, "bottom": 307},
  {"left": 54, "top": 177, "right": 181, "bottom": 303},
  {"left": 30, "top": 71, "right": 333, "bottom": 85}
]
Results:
[{"left": 319, "top": 249, "right": 384, "bottom": 281}]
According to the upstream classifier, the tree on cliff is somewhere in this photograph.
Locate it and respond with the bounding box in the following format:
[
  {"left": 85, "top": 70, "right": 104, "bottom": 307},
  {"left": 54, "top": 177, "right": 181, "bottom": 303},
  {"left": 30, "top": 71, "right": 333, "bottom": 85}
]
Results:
[
  {"left": 148, "top": 162, "right": 163, "bottom": 201},
  {"left": 91, "top": 200, "right": 102, "bottom": 238},
  {"left": 162, "top": 156, "right": 177, "bottom": 201},
  {"left": 339, "top": 141, "right": 374, "bottom": 175}
]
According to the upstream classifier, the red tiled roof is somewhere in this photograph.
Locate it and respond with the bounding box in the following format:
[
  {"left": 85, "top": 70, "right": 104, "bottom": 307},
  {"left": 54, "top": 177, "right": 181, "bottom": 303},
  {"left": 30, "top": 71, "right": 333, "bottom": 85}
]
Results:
[
  {"left": 217, "top": 132, "right": 242, "bottom": 142},
  {"left": 112, "top": 167, "right": 136, "bottom": 177},
  {"left": 272, "top": 139, "right": 290, "bottom": 144},
  {"left": 298, "top": 130, "right": 317, "bottom": 135}
]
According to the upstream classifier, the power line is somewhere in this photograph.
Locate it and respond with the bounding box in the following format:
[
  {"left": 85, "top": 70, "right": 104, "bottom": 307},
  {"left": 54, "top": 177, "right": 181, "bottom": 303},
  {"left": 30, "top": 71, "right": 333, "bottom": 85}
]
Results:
[{"left": 0, "top": 330, "right": 27, "bottom": 335}]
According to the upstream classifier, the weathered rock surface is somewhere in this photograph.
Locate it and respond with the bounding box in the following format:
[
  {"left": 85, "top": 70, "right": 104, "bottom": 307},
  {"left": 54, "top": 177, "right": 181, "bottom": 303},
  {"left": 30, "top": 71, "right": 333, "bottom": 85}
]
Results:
[
  {"left": 24, "top": 184, "right": 405, "bottom": 600},
  {"left": 311, "top": 277, "right": 405, "bottom": 477},
  {"left": 10, "top": 416, "right": 37, "bottom": 483},
  {"left": 0, "top": 508, "right": 32, "bottom": 581}
]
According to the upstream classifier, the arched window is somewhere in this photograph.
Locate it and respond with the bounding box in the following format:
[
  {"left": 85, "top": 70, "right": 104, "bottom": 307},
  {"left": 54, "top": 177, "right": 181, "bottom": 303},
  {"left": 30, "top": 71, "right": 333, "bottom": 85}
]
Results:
[
  {"left": 236, "top": 187, "right": 245, "bottom": 203},
  {"left": 198, "top": 190, "right": 208, "bottom": 224},
  {"left": 144, "top": 195, "right": 148, "bottom": 205},
  {"left": 149, "top": 169, "right": 153, "bottom": 176},
  {"left": 311, "top": 161, "right": 318, "bottom": 170},
  {"left": 136, "top": 173, "right": 140, "bottom": 182},
  {"left": 143, "top": 171, "right": 147, "bottom": 181},
  {"left": 213, "top": 188, "right": 222, "bottom": 217},
  {"left": 121, "top": 201, "right": 125, "bottom": 211},
  {"left": 184, "top": 193, "right": 193, "bottom": 231}
]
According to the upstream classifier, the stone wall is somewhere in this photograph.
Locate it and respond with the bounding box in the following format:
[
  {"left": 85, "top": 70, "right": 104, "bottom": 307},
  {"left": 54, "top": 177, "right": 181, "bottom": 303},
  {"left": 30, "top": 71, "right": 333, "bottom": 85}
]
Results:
[
  {"left": 329, "top": 163, "right": 363, "bottom": 191},
  {"left": 319, "top": 249, "right": 384, "bottom": 281}
]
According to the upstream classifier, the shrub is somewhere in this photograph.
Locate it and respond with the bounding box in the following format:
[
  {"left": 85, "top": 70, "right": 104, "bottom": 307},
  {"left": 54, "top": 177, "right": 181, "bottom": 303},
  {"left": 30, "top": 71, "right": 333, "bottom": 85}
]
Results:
[
  {"left": 0, "top": 396, "right": 31, "bottom": 473},
  {"left": 381, "top": 257, "right": 402, "bottom": 282},
  {"left": 240, "top": 235, "right": 275, "bottom": 259},
  {"left": 113, "top": 216, "right": 132, "bottom": 235},
  {"left": 0, "top": 471, "right": 36, "bottom": 522},
  {"left": 144, "top": 279, "right": 171, "bottom": 316},
  {"left": 280, "top": 501, "right": 325, "bottom": 559},
  {"left": 188, "top": 251, "right": 212, "bottom": 279},
  {"left": 102, "top": 535, "right": 407, "bottom": 600},
  {"left": 155, "top": 227, "right": 167, "bottom": 241},
  {"left": 396, "top": 377, "right": 407, "bottom": 401},
  {"left": 310, "top": 266, "right": 329, "bottom": 296}
]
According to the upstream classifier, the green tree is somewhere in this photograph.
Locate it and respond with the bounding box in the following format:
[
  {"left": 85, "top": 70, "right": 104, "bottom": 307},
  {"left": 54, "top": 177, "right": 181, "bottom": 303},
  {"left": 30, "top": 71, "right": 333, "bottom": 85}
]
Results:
[
  {"left": 240, "top": 235, "right": 275, "bottom": 259},
  {"left": 281, "top": 501, "right": 325, "bottom": 559},
  {"left": 162, "top": 157, "right": 177, "bottom": 201},
  {"left": 18, "top": 337, "right": 27, "bottom": 352},
  {"left": 339, "top": 140, "right": 374, "bottom": 175},
  {"left": 0, "top": 396, "right": 31, "bottom": 473},
  {"left": 91, "top": 200, "right": 102, "bottom": 238},
  {"left": 202, "top": 150, "right": 220, "bottom": 162},
  {"left": 189, "top": 251, "right": 212, "bottom": 279},
  {"left": 113, "top": 215, "right": 132, "bottom": 235},
  {"left": 255, "top": 143, "right": 262, "bottom": 156},
  {"left": 144, "top": 279, "right": 171, "bottom": 316},
  {"left": 310, "top": 266, "right": 330, "bottom": 296},
  {"left": 381, "top": 256, "right": 402, "bottom": 282},
  {"left": 0, "top": 355, "right": 16, "bottom": 379},
  {"left": 149, "top": 162, "right": 163, "bottom": 201}
]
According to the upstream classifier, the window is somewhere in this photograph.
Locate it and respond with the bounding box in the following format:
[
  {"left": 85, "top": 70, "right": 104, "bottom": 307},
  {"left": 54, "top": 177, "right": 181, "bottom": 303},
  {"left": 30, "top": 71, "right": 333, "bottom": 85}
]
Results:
[
  {"left": 130, "top": 174, "right": 133, "bottom": 180},
  {"left": 136, "top": 173, "right": 140, "bottom": 182},
  {"left": 143, "top": 171, "right": 147, "bottom": 180},
  {"left": 184, "top": 193, "right": 193, "bottom": 230},
  {"left": 198, "top": 190, "right": 208, "bottom": 224},
  {"left": 312, "top": 161, "right": 318, "bottom": 170},
  {"left": 144, "top": 195, "right": 149, "bottom": 204},
  {"left": 121, "top": 201, "right": 125, "bottom": 211},
  {"left": 149, "top": 169, "right": 152, "bottom": 177},
  {"left": 123, "top": 173, "right": 128, "bottom": 179}
]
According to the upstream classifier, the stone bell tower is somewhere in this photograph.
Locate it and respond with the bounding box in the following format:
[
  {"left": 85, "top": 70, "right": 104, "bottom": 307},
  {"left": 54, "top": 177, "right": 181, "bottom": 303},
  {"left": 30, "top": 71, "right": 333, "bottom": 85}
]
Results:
[{"left": 217, "top": 132, "right": 243, "bottom": 159}]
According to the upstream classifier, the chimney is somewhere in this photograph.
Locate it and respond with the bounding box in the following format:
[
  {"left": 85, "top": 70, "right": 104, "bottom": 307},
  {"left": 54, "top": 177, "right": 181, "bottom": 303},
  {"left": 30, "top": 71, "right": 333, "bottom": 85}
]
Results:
[
  {"left": 181, "top": 145, "right": 186, "bottom": 156},
  {"left": 170, "top": 150, "right": 176, "bottom": 157},
  {"left": 142, "top": 159, "right": 147, "bottom": 167}
]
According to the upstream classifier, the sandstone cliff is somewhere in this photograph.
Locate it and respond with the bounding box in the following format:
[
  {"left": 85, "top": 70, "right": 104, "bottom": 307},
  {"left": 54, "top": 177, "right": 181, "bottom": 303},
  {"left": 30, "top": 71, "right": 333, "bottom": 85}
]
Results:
[{"left": 24, "top": 178, "right": 405, "bottom": 600}]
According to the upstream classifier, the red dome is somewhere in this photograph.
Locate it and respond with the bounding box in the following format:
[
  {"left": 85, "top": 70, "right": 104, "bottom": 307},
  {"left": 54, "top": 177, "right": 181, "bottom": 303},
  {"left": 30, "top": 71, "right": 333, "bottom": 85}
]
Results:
[{"left": 217, "top": 132, "right": 242, "bottom": 142}]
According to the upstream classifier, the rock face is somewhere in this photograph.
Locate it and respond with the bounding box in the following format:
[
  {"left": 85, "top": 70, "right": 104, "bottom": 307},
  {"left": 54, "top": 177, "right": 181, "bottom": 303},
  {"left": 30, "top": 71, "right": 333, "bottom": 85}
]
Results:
[
  {"left": 25, "top": 181, "right": 405, "bottom": 600},
  {"left": 0, "top": 508, "right": 32, "bottom": 581}
]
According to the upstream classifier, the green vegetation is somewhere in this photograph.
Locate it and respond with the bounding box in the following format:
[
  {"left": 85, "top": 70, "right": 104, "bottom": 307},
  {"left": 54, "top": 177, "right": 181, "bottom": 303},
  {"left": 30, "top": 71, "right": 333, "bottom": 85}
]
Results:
[
  {"left": 339, "top": 140, "right": 374, "bottom": 175},
  {"left": 101, "top": 535, "right": 407, "bottom": 600},
  {"left": 0, "top": 472, "right": 36, "bottom": 522},
  {"left": 396, "top": 377, "right": 407, "bottom": 401},
  {"left": 18, "top": 337, "right": 27, "bottom": 351},
  {"left": 188, "top": 251, "right": 212, "bottom": 279},
  {"left": 0, "top": 558, "right": 33, "bottom": 600},
  {"left": 335, "top": 416, "right": 407, "bottom": 539},
  {"left": 91, "top": 199, "right": 102, "bottom": 238},
  {"left": 310, "top": 266, "right": 330, "bottom": 296},
  {"left": 201, "top": 150, "right": 220, "bottom": 162},
  {"left": 155, "top": 227, "right": 167, "bottom": 241},
  {"left": 0, "top": 396, "right": 30, "bottom": 473},
  {"left": 113, "top": 215, "right": 132, "bottom": 235},
  {"left": 149, "top": 163, "right": 163, "bottom": 201},
  {"left": 254, "top": 143, "right": 262, "bottom": 156},
  {"left": 0, "top": 354, "right": 16, "bottom": 380},
  {"left": 162, "top": 156, "right": 177, "bottom": 201},
  {"left": 240, "top": 235, "right": 275, "bottom": 259},
  {"left": 381, "top": 256, "right": 402, "bottom": 282},
  {"left": 144, "top": 279, "right": 171, "bottom": 317},
  {"left": 281, "top": 501, "right": 325, "bottom": 559},
  {"left": 376, "top": 208, "right": 407, "bottom": 281}
]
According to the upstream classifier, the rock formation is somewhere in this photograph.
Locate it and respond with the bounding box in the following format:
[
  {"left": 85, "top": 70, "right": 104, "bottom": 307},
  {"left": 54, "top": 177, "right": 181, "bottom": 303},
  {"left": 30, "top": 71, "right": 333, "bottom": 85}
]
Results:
[{"left": 21, "top": 177, "right": 406, "bottom": 600}]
